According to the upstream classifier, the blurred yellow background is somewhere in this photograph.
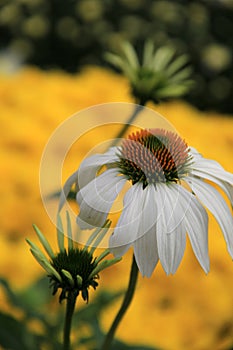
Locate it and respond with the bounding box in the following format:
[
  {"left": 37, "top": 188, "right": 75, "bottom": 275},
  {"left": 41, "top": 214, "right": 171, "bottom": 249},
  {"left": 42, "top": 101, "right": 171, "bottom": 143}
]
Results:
[{"left": 0, "top": 66, "right": 233, "bottom": 350}]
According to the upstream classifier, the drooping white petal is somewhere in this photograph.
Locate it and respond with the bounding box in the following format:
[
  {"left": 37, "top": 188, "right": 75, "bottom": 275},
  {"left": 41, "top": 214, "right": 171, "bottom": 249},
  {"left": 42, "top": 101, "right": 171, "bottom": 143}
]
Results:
[
  {"left": 190, "top": 149, "right": 233, "bottom": 185},
  {"left": 177, "top": 184, "right": 209, "bottom": 273},
  {"left": 76, "top": 169, "right": 126, "bottom": 229},
  {"left": 191, "top": 169, "right": 233, "bottom": 205},
  {"left": 59, "top": 147, "right": 119, "bottom": 211},
  {"left": 109, "top": 183, "right": 145, "bottom": 250},
  {"left": 59, "top": 170, "right": 79, "bottom": 211},
  {"left": 110, "top": 244, "right": 131, "bottom": 258},
  {"left": 225, "top": 183, "right": 233, "bottom": 208},
  {"left": 164, "top": 185, "right": 187, "bottom": 271},
  {"left": 78, "top": 147, "right": 119, "bottom": 189},
  {"left": 156, "top": 183, "right": 186, "bottom": 275},
  {"left": 133, "top": 185, "right": 159, "bottom": 277},
  {"left": 186, "top": 177, "right": 233, "bottom": 258}
]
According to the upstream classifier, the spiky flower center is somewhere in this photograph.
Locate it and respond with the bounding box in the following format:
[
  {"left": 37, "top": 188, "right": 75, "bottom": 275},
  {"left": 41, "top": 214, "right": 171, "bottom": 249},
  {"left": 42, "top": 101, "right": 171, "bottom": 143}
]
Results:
[
  {"left": 50, "top": 249, "right": 98, "bottom": 302},
  {"left": 118, "top": 128, "right": 191, "bottom": 188}
]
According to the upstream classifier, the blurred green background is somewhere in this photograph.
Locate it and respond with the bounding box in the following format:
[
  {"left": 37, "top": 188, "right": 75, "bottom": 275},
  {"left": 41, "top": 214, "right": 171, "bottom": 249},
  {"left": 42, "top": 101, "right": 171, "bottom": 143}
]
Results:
[{"left": 0, "top": 0, "right": 233, "bottom": 113}]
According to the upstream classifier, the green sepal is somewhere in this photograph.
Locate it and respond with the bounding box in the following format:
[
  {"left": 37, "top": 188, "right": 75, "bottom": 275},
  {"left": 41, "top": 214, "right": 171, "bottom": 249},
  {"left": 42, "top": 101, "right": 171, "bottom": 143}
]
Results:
[
  {"left": 121, "top": 41, "right": 139, "bottom": 69},
  {"left": 166, "top": 54, "right": 189, "bottom": 76},
  {"left": 29, "top": 248, "right": 62, "bottom": 283},
  {"left": 28, "top": 248, "right": 50, "bottom": 274},
  {"left": 89, "top": 257, "right": 121, "bottom": 279},
  {"left": 155, "top": 83, "right": 192, "bottom": 98},
  {"left": 66, "top": 211, "right": 74, "bottom": 251},
  {"left": 56, "top": 214, "right": 65, "bottom": 252},
  {"left": 89, "top": 220, "right": 111, "bottom": 255},
  {"left": 142, "top": 40, "right": 155, "bottom": 68},
  {"left": 32, "top": 224, "right": 55, "bottom": 259},
  {"left": 153, "top": 46, "right": 175, "bottom": 71},
  {"left": 76, "top": 275, "right": 83, "bottom": 288},
  {"left": 95, "top": 249, "right": 110, "bottom": 264},
  {"left": 61, "top": 269, "right": 74, "bottom": 286}
]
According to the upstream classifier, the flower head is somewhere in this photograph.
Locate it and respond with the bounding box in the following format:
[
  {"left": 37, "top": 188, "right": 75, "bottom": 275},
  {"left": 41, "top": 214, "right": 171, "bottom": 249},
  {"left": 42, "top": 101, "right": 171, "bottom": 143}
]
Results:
[
  {"left": 26, "top": 214, "right": 121, "bottom": 303},
  {"left": 117, "top": 129, "right": 192, "bottom": 187},
  {"left": 105, "top": 41, "right": 193, "bottom": 104},
  {"left": 61, "top": 128, "right": 233, "bottom": 277}
]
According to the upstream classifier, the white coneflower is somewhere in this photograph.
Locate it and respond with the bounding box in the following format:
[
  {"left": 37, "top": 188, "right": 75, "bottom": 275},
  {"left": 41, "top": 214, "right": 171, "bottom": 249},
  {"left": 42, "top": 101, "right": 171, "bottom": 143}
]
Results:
[{"left": 61, "top": 128, "right": 233, "bottom": 277}]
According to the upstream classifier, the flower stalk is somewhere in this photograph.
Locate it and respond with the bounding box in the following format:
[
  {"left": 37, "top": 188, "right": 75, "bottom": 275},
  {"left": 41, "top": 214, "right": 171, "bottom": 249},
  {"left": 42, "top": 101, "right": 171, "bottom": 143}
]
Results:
[
  {"left": 101, "top": 256, "right": 139, "bottom": 350},
  {"left": 63, "top": 291, "right": 77, "bottom": 350},
  {"left": 110, "top": 103, "right": 145, "bottom": 147}
]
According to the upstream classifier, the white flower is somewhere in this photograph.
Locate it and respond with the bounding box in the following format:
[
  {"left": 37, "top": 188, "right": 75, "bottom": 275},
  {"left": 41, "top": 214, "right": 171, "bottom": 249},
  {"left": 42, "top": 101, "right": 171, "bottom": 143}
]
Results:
[{"left": 61, "top": 128, "right": 233, "bottom": 277}]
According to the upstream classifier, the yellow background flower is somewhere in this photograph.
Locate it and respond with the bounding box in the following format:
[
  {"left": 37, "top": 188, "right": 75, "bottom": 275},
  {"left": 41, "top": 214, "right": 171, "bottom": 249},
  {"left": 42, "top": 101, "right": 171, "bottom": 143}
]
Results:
[{"left": 0, "top": 66, "right": 233, "bottom": 349}]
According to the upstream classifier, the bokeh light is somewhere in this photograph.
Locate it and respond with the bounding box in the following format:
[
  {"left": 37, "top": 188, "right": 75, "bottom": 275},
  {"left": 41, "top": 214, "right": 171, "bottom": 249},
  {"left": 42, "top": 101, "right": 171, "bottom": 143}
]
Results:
[{"left": 0, "top": 0, "right": 232, "bottom": 112}]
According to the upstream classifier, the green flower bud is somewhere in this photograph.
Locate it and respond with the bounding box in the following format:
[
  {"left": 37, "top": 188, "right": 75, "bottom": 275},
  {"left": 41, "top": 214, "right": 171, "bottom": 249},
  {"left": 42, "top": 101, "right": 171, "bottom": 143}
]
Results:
[
  {"left": 26, "top": 214, "right": 121, "bottom": 303},
  {"left": 105, "top": 40, "right": 194, "bottom": 105}
]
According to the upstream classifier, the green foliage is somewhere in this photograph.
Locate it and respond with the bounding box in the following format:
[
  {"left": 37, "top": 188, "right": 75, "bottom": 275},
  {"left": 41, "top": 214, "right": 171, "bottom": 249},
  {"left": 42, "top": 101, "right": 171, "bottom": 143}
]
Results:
[
  {"left": 0, "top": 312, "right": 44, "bottom": 350},
  {"left": 0, "top": 277, "right": 62, "bottom": 349},
  {"left": 0, "top": 276, "right": 159, "bottom": 349}
]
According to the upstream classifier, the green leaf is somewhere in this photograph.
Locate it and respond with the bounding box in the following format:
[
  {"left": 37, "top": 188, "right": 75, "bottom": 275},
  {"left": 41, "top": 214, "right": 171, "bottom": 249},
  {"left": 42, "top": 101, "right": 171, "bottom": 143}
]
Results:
[
  {"left": 72, "top": 290, "right": 161, "bottom": 350},
  {"left": 0, "top": 312, "right": 44, "bottom": 350},
  {"left": 17, "top": 277, "right": 52, "bottom": 309},
  {"left": 0, "top": 277, "right": 51, "bottom": 322},
  {"left": 109, "top": 339, "right": 160, "bottom": 350},
  {"left": 74, "top": 290, "right": 123, "bottom": 324},
  {"left": 72, "top": 290, "right": 124, "bottom": 347},
  {"left": 0, "top": 277, "right": 64, "bottom": 349}
]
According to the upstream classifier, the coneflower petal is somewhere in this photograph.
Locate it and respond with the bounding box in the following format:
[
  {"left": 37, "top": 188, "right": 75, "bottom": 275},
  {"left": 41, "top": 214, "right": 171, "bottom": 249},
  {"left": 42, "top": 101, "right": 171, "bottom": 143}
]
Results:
[
  {"left": 156, "top": 184, "right": 186, "bottom": 275},
  {"left": 133, "top": 185, "right": 159, "bottom": 277},
  {"left": 110, "top": 183, "right": 144, "bottom": 249},
  {"left": 77, "top": 169, "right": 126, "bottom": 229},
  {"left": 177, "top": 184, "right": 210, "bottom": 273},
  {"left": 187, "top": 177, "right": 233, "bottom": 258}
]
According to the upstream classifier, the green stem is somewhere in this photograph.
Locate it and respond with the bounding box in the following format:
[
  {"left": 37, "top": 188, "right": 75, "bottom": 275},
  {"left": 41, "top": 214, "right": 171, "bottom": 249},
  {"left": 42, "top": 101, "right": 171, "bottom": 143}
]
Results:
[
  {"left": 101, "top": 255, "right": 139, "bottom": 350},
  {"left": 63, "top": 291, "right": 77, "bottom": 350},
  {"left": 110, "top": 103, "right": 145, "bottom": 147}
]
